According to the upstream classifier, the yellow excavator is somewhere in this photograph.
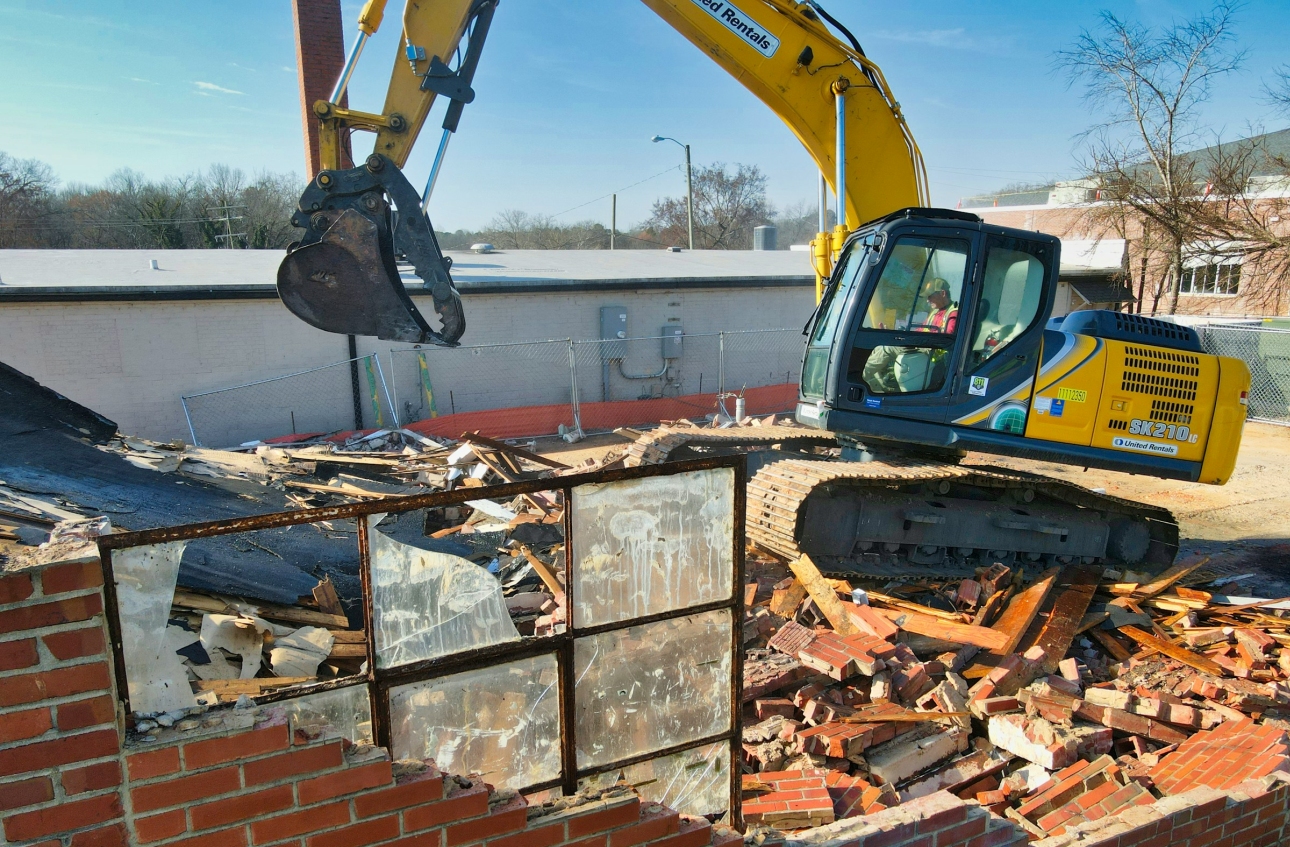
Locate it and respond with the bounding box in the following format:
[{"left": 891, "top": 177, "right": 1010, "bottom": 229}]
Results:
[{"left": 278, "top": 0, "right": 1252, "bottom": 576}]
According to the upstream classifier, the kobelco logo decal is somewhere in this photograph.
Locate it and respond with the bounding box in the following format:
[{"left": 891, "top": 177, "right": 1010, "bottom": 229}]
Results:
[{"left": 691, "top": 0, "right": 780, "bottom": 57}]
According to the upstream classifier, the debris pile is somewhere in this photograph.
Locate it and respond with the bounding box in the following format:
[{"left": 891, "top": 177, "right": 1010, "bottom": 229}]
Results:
[{"left": 739, "top": 552, "right": 1290, "bottom": 839}]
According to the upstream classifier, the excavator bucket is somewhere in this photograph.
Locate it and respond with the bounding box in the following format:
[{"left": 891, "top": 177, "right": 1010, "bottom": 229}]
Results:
[{"left": 277, "top": 155, "right": 465, "bottom": 346}]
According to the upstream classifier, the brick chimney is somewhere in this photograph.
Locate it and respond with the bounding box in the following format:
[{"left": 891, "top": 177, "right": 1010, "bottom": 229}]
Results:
[{"left": 290, "top": 0, "right": 354, "bottom": 179}]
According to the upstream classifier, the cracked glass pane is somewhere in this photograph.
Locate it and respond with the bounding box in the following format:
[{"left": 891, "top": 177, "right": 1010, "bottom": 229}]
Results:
[
  {"left": 574, "top": 609, "right": 733, "bottom": 769},
  {"left": 389, "top": 653, "right": 561, "bottom": 791},
  {"left": 369, "top": 515, "right": 520, "bottom": 668},
  {"left": 579, "top": 741, "right": 730, "bottom": 818},
  {"left": 278, "top": 684, "right": 374, "bottom": 746},
  {"left": 571, "top": 467, "right": 734, "bottom": 628},
  {"left": 113, "top": 540, "right": 197, "bottom": 715}
]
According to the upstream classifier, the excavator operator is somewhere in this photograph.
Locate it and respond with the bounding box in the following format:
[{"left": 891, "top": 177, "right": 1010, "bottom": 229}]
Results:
[{"left": 861, "top": 278, "right": 958, "bottom": 394}]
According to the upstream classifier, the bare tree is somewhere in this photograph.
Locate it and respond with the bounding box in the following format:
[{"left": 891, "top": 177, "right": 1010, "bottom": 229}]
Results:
[
  {"left": 647, "top": 163, "right": 773, "bottom": 249},
  {"left": 475, "top": 210, "right": 609, "bottom": 250},
  {"left": 1265, "top": 65, "right": 1290, "bottom": 115},
  {"left": 0, "top": 153, "right": 58, "bottom": 248},
  {"left": 1057, "top": 2, "right": 1244, "bottom": 314}
]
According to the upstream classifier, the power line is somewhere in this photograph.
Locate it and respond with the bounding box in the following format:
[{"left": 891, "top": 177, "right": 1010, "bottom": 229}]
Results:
[{"left": 550, "top": 164, "right": 682, "bottom": 219}]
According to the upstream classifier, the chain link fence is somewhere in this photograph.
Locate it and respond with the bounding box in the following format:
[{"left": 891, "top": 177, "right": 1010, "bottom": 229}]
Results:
[
  {"left": 389, "top": 329, "right": 805, "bottom": 440},
  {"left": 181, "top": 355, "right": 398, "bottom": 447},
  {"left": 1198, "top": 324, "right": 1290, "bottom": 425}
]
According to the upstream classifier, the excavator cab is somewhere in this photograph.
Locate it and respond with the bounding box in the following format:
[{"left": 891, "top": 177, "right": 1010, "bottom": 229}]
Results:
[{"left": 800, "top": 208, "right": 1060, "bottom": 452}]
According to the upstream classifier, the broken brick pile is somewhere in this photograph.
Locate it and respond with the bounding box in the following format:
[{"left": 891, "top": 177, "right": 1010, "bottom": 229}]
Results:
[{"left": 739, "top": 552, "right": 1290, "bottom": 843}]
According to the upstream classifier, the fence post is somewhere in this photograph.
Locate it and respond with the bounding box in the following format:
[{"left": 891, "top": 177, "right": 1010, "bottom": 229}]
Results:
[
  {"left": 372, "top": 354, "right": 399, "bottom": 428},
  {"left": 567, "top": 339, "right": 583, "bottom": 435},
  {"left": 718, "top": 332, "right": 726, "bottom": 395}
]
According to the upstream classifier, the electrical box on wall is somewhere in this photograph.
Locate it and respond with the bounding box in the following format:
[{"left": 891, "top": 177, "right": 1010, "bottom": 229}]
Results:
[
  {"left": 601, "top": 306, "right": 628, "bottom": 359},
  {"left": 662, "top": 325, "right": 683, "bottom": 359}
]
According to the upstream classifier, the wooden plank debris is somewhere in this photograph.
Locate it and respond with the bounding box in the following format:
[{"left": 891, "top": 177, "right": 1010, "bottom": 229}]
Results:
[
  {"left": 459, "top": 431, "right": 570, "bottom": 469},
  {"left": 1025, "top": 567, "right": 1101, "bottom": 673},
  {"left": 875, "top": 607, "right": 1009, "bottom": 651},
  {"left": 172, "top": 589, "right": 348, "bottom": 630},
  {"left": 987, "top": 566, "right": 1061, "bottom": 656},
  {"left": 1118, "top": 625, "right": 1226, "bottom": 677},
  {"left": 788, "top": 554, "right": 858, "bottom": 636}
]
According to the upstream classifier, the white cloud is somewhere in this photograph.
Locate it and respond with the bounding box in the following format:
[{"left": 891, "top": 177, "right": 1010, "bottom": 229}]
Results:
[
  {"left": 871, "top": 27, "right": 1009, "bottom": 52},
  {"left": 193, "top": 81, "right": 245, "bottom": 95},
  {"left": 126, "top": 77, "right": 159, "bottom": 85}
]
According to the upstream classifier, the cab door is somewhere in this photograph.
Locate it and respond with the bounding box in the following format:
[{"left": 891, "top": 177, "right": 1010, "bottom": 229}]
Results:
[
  {"left": 944, "top": 234, "right": 1058, "bottom": 434},
  {"left": 834, "top": 226, "right": 980, "bottom": 425}
]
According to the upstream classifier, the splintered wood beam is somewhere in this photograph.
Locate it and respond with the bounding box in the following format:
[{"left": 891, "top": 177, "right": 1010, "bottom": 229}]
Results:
[
  {"left": 789, "top": 554, "right": 858, "bottom": 636},
  {"left": 769, "top": 579, "right": 808, "bottom": 618},
  {"left": 520, "top": 545, "right": 564, "bottom": 597},
  {"left": 171, "top": 589, "right": 349, "bottom": 630},
  {"left": 459, "top": 431, "right": 570, "bottom": 469},
  {"left": 1118, "top": 625, "right": 1226, "bottom": 677},
  {"left": 1024, "top": 567, "right": 1101, "bottom": 673},
  {"left": 1133, "top": 555, "right": 1209, "bottom": 599},
  {"left": 1088, "top": 628, "right": 1132, "bottom": 661},
  {"left": 192, "top": 677, "right": 314, "bottom": 698},
  {"left": 874, "top": 607, "right": 1009, "bottom": 651},
  {"left": 987, "top": 566, "right": 1061, "bottom": 656}
]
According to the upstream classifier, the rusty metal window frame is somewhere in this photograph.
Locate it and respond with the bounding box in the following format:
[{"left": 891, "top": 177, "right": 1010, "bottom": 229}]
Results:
[{"left": 96, "top": 455, "right": 746, "bottom": 823}]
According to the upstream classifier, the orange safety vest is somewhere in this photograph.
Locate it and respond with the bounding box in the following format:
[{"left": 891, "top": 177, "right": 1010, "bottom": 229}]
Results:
[{"left": 926, "top": 305, "right": 958, "bottom": 334}]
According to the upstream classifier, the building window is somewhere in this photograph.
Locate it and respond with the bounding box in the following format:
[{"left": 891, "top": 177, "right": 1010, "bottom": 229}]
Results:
[{"left": 1180, "top": 262, "right": 1240, "bottom": 296}]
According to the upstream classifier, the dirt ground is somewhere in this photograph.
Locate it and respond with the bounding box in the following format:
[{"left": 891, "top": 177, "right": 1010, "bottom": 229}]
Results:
[{"left": 537, "top": 421, "right": 1290, "bottom": 594}]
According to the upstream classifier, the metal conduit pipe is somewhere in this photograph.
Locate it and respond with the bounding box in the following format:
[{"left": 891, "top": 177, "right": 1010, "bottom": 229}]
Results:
[{"left": 616, "top": 358, "right": 669, "bottom": 380}]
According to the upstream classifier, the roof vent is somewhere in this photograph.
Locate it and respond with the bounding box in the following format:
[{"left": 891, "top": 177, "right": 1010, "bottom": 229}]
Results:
[
  {"left": 668, "top": 246, "right": 683, "bottom": 253},
  {"left": 149, "top": 259, "right": 159, "bottom": 270},
  {"left": 470, "top": 243, "right": 494, "bottom": 254}
]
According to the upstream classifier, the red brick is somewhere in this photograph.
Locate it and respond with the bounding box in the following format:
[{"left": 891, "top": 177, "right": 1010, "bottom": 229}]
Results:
[
  {"left": 609, "top": 808, "right": 681, "bottom": 846},
  {"left": 0, "top": 775, "right": 54, "bottom": 812},
  {"left": 297, "top": 759, "right": 394, "bottom": 805},
  {"left": 250, "top": 800, "right": 349, "bottom": 844},
  {"left": 648, "top": 821, "right": 712, "bottom": 847},
  {"left": 306, "top": 815, "right": 400, "bottom": 847},
  {"left": 191, "top": 783, "right": 294, "bottom": 831},
  {"left": 445, "top": 804, "right": 526, "bottom": 845},
  {"left": 57, "top": 694, "right": 116, "bottom": 731},
  {"left": 384, "top": 834, "right": 442, "bottom": 847},
  {"left": 0, "top": 705, "right": 52, "bottom": 744},
  {"left": 0, "top": 572, "right": 34, "bottom": 603},
  {"left": 0, "top": 636, "right": 38, "bottom": 671},
  {"left": 183, "top": 721, "right": 290, "bottom": 770},
  {"left": 62, "top": 760, "right": 122, "bottom": 795},
  {"left": 131, "top": 766, "right": 240, "bottom": 813},
  {"left": 0, "top": 661, "right": 112, "bottom": 707},
  {"left": 168, "top": 827, "right": 250, "bottom": 847},
  {"left": 0, "top": 726, "right": 119, "bottom": 778},
  {"left": 402, "top": 786, "right": 489, "bottom": 832},
  {"left": 70, "top": 822, "right": 129, "bottom": 847},
  {"left": 134, "top": 810, "right": 187, "bottom": 843},
  {"left": 488, "top": 822, "right": 565, "bottom": 847},
  {"left": 41, "top": 626, "right": 106, "bottom": 661},
  {"left": 568, "top": 799, "right": 643, "bottom": 839},
  {"left": 243, "top": 740, "right": 342, "bottom": 786},
  {"left": 0, "top": 593, "right": 102, "bottom": 635},
  {"left": 354, "top": 772, "right": 447, "bottom": 818},
  {"left": 42, "top": 561, "right": 104, "bottom": 594},
  {"left": 2, "top": 792, "right": 122, "bottom": 841},
  {"left": 128, "top": 746, "right": 181, "bottom": 780}
]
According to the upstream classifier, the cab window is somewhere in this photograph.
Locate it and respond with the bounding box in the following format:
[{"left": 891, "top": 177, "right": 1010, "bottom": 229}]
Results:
[
  {"left": 849, "top": 236, "right": 970, "bottom": 395},
  {"left": 967, "top": 240, "right": 1048, "bottom": 371}
]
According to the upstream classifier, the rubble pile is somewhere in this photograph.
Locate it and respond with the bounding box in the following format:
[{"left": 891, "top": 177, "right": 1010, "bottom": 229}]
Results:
[{"left": 738, "top": 552, "right": 1290, "bottom": 840}]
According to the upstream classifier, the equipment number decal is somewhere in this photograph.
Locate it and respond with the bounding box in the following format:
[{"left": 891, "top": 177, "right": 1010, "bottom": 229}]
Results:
[
  {"left": 1128, "top": 419, "right": 1191, "bottom": 442},
  {"left": 967, "top": 376, "right": 989, "bottom": 396}
]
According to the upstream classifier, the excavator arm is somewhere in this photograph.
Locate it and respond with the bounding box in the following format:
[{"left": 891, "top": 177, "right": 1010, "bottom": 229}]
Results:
[{"left": 279, "top": 0, "right": 927, "bottom": 345}]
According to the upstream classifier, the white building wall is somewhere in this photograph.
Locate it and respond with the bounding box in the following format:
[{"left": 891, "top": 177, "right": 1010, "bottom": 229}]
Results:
[{"left": 0, "top": 286, "right": 814, "bottom": 443}]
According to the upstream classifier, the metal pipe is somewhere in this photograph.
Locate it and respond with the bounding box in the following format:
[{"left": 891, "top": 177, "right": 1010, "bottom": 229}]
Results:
[
  {"left": 610, "top": 193, "right": 616, "bottom": 250},
  {"left": 834, "top": 83, "right": 848, "bottom": 229},
  {"left": 330, "top": 29, "right": 369, "bottom": 104},
  {"left": 818, "top": 172, "right": 828, "bottom": 231},
  {"left": 421, "top": 128, "right": 453, "bottom": 212}
]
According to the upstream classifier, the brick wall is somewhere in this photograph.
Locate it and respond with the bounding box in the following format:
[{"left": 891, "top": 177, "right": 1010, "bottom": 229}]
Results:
[
  {"left": 7, "top": 552, "right": 1290, "bottom": 847},
  {"left": 290, "top": 0, "right": 352, "bottom": 178}
]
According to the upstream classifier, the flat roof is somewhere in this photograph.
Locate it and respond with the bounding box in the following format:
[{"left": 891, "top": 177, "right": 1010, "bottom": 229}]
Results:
[{"left": 0, "top": 248, "right": 814, "bottom": 301}]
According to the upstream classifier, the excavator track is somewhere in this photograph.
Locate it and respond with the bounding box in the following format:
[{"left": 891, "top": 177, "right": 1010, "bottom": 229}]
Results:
[{"left": 626, "top": 426, "right": 1179, "bottom": 580}]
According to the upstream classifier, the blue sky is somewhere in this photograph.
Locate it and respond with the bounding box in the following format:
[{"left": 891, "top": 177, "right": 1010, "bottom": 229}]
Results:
[{"left": 0, "top": 0, "right": 1285, "bottom": 232}]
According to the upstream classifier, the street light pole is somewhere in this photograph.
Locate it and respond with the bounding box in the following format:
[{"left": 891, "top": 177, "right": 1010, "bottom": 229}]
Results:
[{"left": 652, "top": 135, "right": 694, "bottom": 250}]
